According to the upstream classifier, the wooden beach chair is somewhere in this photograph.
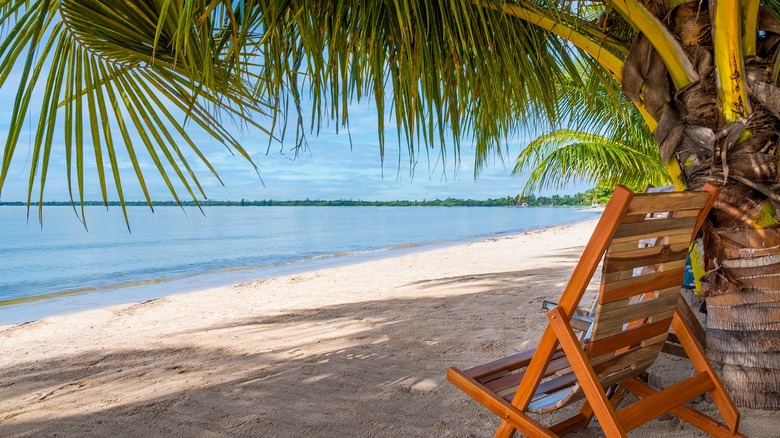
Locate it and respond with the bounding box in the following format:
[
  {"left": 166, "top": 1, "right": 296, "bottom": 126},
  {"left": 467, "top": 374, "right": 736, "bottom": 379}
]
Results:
[{"left": 447, "top": 184, "right": 744, "bottom": 437}]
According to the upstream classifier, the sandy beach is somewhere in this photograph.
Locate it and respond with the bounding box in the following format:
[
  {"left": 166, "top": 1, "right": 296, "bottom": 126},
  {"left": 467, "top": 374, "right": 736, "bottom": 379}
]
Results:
[{"left": 0, "top": 219, "right": 773, "bottom": 437}]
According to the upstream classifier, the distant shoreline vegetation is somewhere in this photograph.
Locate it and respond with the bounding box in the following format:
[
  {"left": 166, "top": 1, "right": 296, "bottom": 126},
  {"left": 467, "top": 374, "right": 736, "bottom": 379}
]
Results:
[{"left": 0, "top": 188, "right": 612, "bottom": 208}]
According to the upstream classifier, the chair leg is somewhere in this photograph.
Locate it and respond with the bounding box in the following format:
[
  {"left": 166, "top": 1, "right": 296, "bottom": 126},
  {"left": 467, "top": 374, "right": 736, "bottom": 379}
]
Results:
[
  {"left": 671, "top": 311, "right": 740, "bottom": 433},
  {"left": 447, "top": 367, "right": 556, "bottom": 438},
  {"left": 493, "top": 421, "right": 516, "bottom": 438},
  {"left": 621, "top": 378, "right": 746, "bottom": 438},
  {"left": 496, "top": 325, "right": 564, "bottom": 438},
  {"left": 548, "top": 307, "right": 628, "bottom": 437},
  {"left": 607, "top": 385, "right": 629, "bottom": 410},
  {"left": 549, "top": 411, "right": 590, "bottom": 435}
]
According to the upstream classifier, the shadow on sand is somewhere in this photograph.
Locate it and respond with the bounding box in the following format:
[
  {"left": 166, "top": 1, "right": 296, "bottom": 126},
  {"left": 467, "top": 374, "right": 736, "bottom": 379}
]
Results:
[{"left": 2, "top": 249, "right": 727, "bottom": 437}]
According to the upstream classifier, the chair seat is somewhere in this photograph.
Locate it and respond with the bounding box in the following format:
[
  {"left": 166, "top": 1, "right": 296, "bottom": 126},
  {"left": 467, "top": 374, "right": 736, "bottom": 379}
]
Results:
[
  {"left": 462, "top": 341, "right": 657, "bottom": 414},
  {"left": 463, "top": 347, "right": 582, "bottom": 414}
]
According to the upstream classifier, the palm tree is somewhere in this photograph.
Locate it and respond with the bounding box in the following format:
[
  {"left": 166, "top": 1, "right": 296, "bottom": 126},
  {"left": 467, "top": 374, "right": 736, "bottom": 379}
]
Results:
[{"left": 0, "top": 0, "right": 778, "bottom": 409}]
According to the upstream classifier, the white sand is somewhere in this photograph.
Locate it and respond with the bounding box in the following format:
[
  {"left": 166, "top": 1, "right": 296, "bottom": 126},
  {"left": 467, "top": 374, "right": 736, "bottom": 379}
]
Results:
[{"left": 0, "top": 220, "right": 773, "bottom": 437}]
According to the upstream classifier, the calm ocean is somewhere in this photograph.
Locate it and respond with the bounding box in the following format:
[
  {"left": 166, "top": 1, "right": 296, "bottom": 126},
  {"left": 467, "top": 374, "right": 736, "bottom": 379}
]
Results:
[{"left": 0, "top": 205, "right": 600, "bottom": 324}]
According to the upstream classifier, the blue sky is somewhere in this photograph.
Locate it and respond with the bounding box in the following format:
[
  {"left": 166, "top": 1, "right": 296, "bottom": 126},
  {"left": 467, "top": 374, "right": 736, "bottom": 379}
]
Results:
[{"left": 0, "top": 83, "right": 589, "bottom": 203}]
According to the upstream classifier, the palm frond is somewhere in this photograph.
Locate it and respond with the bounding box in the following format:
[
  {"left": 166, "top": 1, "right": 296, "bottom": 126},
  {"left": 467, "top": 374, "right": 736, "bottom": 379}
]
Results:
[
  {"left": 0, "top": 0, "right": 270, "bottom": 226},
  {"left": 248, "top": 0, "right": 589, "bottom": 174},
  {"left": 514, "top": 123, "right": 670, "bottom": 194}
]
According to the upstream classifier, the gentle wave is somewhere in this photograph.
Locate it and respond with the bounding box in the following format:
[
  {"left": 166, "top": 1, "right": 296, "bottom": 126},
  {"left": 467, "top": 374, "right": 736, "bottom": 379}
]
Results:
[
  {"left": 0, "top": 241, "right": 432, "bottom": 305},
  {"left": 0, "top": 205, "right": 601, "bottom": 323}
]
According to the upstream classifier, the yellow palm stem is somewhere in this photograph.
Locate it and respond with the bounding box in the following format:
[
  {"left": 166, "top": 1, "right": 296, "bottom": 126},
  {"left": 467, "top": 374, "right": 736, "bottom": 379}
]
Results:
[
  {"left": 609, "top": 0, "right": 698, "bottom": 89},
  {"left": 690, "top": 240, "right": 706, "bottom": 295},
  {"left": 665, "top": 158, "right": 686, "bottom": 191},
  {"left": 637, "top": 105, "right": 656, "bottom": 131},
  {"left": 500, "top": 3, "right": 624, "bottom": 83},
  {"left": 741, "top": 0, "right": 760, "bottom": 56},
  {"left": 711, "top": 0, "right": 751, "bottom": 122}
]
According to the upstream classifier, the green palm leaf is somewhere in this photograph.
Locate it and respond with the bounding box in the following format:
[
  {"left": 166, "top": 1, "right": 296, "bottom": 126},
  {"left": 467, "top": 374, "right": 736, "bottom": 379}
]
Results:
[
  {"left": 514, "top": 128, "right": 670, "bottom": 194},
  {"left": 0, "top": 0, "right": 269, "bottom": 227}
]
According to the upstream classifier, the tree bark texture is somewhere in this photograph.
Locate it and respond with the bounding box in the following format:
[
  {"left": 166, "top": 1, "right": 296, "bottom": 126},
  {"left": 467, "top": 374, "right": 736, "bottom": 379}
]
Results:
[{"left": 706, "top": 228, "right": 780, "bottom": 409}]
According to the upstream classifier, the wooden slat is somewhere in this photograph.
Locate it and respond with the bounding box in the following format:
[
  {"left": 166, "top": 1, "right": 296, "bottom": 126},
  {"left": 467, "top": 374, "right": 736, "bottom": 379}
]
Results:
[
  {"left": 592, "top": 345, "right": 664, "bottom": 377},
  {"left": 540, "top": 300, "right": 593, "bottom": 333},
  {"left": 653, "top": 284, "right": 686, "bottom": 301},
  {"left": 504, "top": 372, "right": 579, "bottom": 402},
  {"left": 599, "top": 286, "right": 680, "bottom": 314},
  {"left": 620, "top": 207, "right": 697, "bottom": 225},
  {"left": 604, "top": 244, "right": 689, "bottom": 273},
  {"left": 608, "top": 233, "right": 691, "bottom": 254},
  {"left": 587, "top": 338, "right": 665, "bottom": 372},
  {"left": 487, "top": 353, "right": 571, "bottom": 393},
  {"left": 594, "top": 292, "right": 679, "bottom": 326},
  {"left": 592, "top": 297, "right": 677, "bottom": 339},
  {"left": 611, "top": 216, "right": 698, "bottom": 243},
  {"left": 600, "top": 270, "right": 684, "bottom": 303},
  {"left": 592, "top": 307, "right": 675, "bottom": 340},
  {"left": 625, "top": 191, "right": 711, "bottom": 215},
  {"left": 463, "top": 348, "right": 538, "bottom": 380},
  {"left": 608, "top": 242, "right": 689, "bottom": 262},
  {"left": 641, "top": 332, "right": 671, "bottom": 348},
  {"left": 661, "top": 341, "right": 687, "bottom": 358},
  {"left": 603, "top": 259, "right": 686, "bottom": 283},
  {"left": 612, "top": 227, "right": 695, "bottom": 245},
  {"left": 541, "top": 300, "right": 591, "bottom": 317},
  {"left": 587, "top": 317, "right": 673, "bottom": 357},
  {"left": 621, "top": 213, "right": 660, "bottom": 224},
  {"left": 570, "top": 317, "right": 593, "bottom": 334},
  {"left": 533, "top": 372, "right": 579, "bottom": 398},
  {"left": 666, "top": 208, "right": 700, "bottom": 219},
  {"left": 597, "top": 357, "right": 657, "bottom": 390}
]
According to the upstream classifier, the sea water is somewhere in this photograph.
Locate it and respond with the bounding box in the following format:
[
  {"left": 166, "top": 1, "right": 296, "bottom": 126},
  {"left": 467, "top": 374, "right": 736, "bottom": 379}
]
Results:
[{"left": 0, "top": 205, "right": 600, "bottom": 324}]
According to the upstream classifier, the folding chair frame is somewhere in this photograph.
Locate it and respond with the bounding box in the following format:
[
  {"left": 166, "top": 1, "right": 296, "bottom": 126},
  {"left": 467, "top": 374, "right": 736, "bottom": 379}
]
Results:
[{"left": 447, "top": 185, "right": 744, "bottom": 437}]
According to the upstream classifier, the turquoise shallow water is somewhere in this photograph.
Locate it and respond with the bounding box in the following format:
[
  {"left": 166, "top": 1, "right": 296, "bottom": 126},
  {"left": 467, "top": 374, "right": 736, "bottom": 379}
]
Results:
[{"left": 0, "top": 205, "right": 600, "bottom": 324}]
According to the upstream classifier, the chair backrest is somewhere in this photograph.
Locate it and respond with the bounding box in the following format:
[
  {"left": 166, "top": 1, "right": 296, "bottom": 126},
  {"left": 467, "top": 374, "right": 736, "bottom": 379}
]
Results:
[{"left": 584, "top": 185, "right": 717, "bottom": 388}]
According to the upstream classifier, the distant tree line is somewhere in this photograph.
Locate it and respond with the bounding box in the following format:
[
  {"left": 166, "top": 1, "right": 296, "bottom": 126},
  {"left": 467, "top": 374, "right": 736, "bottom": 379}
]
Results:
[{"left": 0, "top": 188, "right": 613, "bottom": 208}]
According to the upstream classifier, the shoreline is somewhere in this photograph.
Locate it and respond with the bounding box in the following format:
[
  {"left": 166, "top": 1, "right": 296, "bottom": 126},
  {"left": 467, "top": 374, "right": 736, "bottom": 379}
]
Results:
[
  {"left": 0, "top": 214, "right": 595, "bottom": 326},
  {"left": 0, "top": 218, "right": 771, "bottom": 436}
]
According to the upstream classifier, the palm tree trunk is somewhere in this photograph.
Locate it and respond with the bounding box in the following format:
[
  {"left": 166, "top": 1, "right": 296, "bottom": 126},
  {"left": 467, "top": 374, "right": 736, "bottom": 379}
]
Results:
[
  {"left": 705, "top": 228, "right": 780, "bottom": 409},
  {"left": 615, "top": 0, "right": 780, "bottom": 408}
]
